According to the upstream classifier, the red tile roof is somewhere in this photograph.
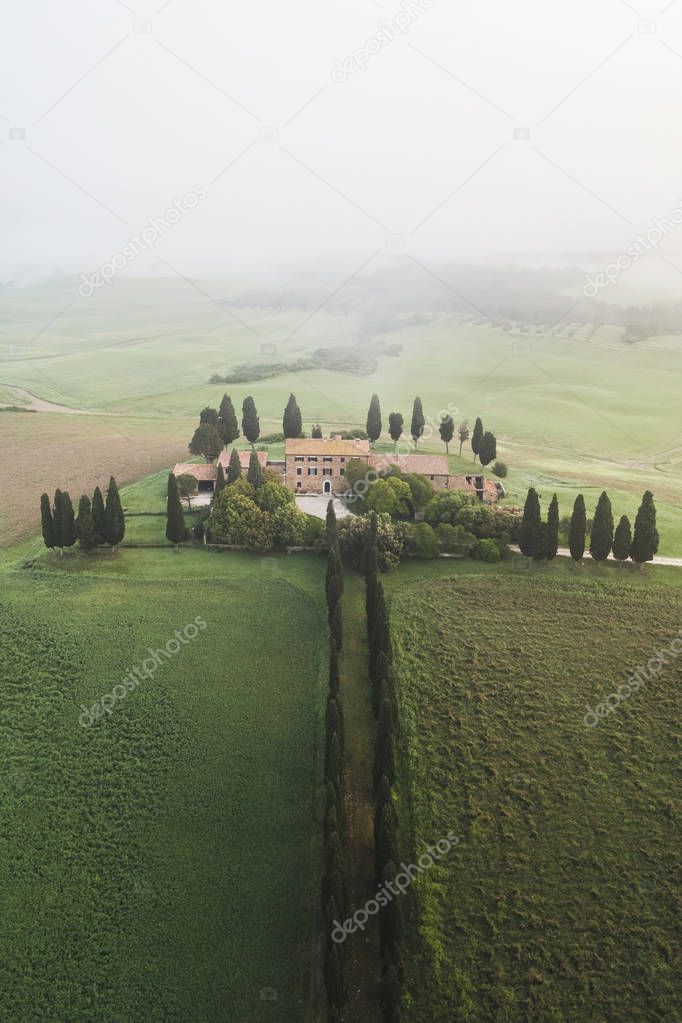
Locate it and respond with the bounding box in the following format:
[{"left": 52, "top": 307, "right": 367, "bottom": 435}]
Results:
[
  {"left": 217, "top": 449, "right": 268, "bottom": 470},
  {"left": 172, "top": 462, "right": 217, "bottom": 481},
  {"left": 369, "top": 453, "right": 450, "bottom": 477},
  {"left": 285, "top": 438, "right": 370, "bottom": 456}
]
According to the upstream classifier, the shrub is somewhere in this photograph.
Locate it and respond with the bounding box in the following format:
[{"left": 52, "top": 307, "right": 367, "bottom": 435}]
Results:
[
  {"left": 272, "top": 505, "right": 308, "bottom": 546},
  {"left": 338, "top": 514, "right": 406, "bottom": 572},
  {"left": 492, "top": 461, "right": 508, "bottom": 478},
  {"left": 254, "top": 479, "right": 294, "bottom": 513},
  {"left": 435, "top": 522, "right": 477, "bottom": 553},
  {"left": 406, "top": 522, "right": 439, "bottom": 558},
  {"left": 424, "top": 491, "right": 476, "bottom": 527},
  {"left": 259, "top": 432, "right": 285, "bottom": 444},
  {"left": 470, "top": 538, "right": 502, "bottom": 562},
  {"left": 208, "top": 491, "right": 274, "bottom": 548}
]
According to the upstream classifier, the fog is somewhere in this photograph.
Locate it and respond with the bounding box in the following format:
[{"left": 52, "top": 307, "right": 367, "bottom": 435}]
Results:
[{"left": 3, "top": 0, "right": 682, "bottom": 296}]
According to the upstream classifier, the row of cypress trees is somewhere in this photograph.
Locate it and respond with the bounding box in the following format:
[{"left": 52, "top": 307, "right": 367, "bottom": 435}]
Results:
[
  {"left": 323, "top": 507, "right": 347, "bottom": 1016},
  {"left": 40, "top": 477, "right": 124, "bottom": 553},
  {"left": 520, "top": 487, "right": 659, "bottom": 563},
  {"left": 365, "top": 514, "right": 403, "bottom": 1023}
]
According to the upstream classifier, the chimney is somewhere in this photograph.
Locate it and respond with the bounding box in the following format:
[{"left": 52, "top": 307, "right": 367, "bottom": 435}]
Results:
[{"left": 332, "top": 434, "right": 342, "bottom": 441}]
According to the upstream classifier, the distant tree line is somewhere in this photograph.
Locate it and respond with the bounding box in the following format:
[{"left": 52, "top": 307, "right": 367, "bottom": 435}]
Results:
[
  {"left": 40, "top": 476, "right": 124, "bottom": 553},
  {"left": 323, "top": 502, "right": 348, "bottom": 1014},
  {"left": 519, "top": 488, "right": 659, "bottom": 564}
]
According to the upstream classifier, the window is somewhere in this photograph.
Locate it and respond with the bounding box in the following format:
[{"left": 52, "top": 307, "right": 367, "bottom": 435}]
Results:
[
  {"left": 323, "top": 456, "right": 333, "bottom": 463},
  {"left": 296, "top": 481, "right": 302, "bottom": 489},
  {"left": 294, "top": 456, "right": 304, "bottom": 462},
  {"left": 340, "top": 457, "right": 346, "bottom": 463},
  {"left": 296, "top": 468, "right": 302, "bottom": 476},
  {"left": 430, "top": 475, "right": 435, "bottom": 481},
  {"left": 339, "top": 468, "right": 345, "bottom": 476},
  {"left": 308, "top": 456, "right": 318, "bottom": 462},
  {"left": 308, "top": 467, "right": 318, "bottom": 476},
  {"left": 323, "top": 469, "right": 332, "bottom": 476}
]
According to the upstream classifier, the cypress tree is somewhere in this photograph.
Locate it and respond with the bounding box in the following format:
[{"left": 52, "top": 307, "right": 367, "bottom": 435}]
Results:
[
  {"left": 325, "top": 695, "right": 344, "bottom": 759},
  {"left": 613, "top": 514, "right": 632, "bottom": 562},
  {"left": 546, "top": 494, "right": 559, "bottom": 560},
  {"left": 327, "top": 574, "right": 342, "bottom": 621},
  {"left": 166, "top": 472, "right": 188, "bottom": 546},
  {"left": 380, "top": 963, "right": 401, "bottom": 1020},
  {"left": 326, "top": 731, "right": 343, "bottom": 796},
  {"left": 104, "top": 476, "right": 125, "bottom": 549},
  {"left": 215, "top": 463, "right": 226, "bottom": 496},
  {"left": 75, "top": 495, "right": 97, "bottom": 551},
  {"left": 478, "top": 430, "right": 497, "bottom": 467},
  {"left": 631, "top": 490, "right": 659, "bottom": 564},
  {"left": 379, "top": 861, "right": 404, "bottom": 957},
  {"left": 374, "top": 795, "right": 399, "bottom": 875},
  {"left": 330, "top": 600, "right": 343, "bottom": 652},
  {"left": 241, "top": 395, "right": 260, "bottom": 447},
  {"left": 410, "top": 397, "right": 425, "bottom": 446},
  {"left": 329, "top": 639, "right": 340, "bottom": 696},
  {"left": 218, "top": 393, "right": 239, "bottom": 446},
  {"left": 569, "top": 494, "right": 587, "bottom": 562},
  {"left": 40, "top": 493, "right": 55, "bottom": 550},
  {"left": 439, "top": 414, "right": 454, "bottom": 454},
  {"left": 471, "top": 417, "right": 484, "bottom": 462},
  {"left": 189, "top": 422, "right": 223, "bottom": 461},
  {"left": 283, "top": 393, "right": 303, "bottom": 438},
  {"left": 92, "top": 486, "right": 106, "bottom": 545},
  {"left": 326, "top": 499, "right": 337, "bottom": 548},
  {"left": 375, "top": 774, "right": 392, "bottom": 818},
  {"left": 374, "top": 650, "right": 394, "bottom": 721},
  {"left": 226, "top": 448, "right": 242, "bottom": 484},
  {"left": 325, "top": 779, "right": 343, "bottom": 834},
  {"left": 247, "top": 450, "right": 264, "bottom": 488},
  {"left": 388, "top": 412, "right": 403, "bottom": 451},
  {"left": 324, "top": 942, "right": 345, "bottom": 1008},
  {"left": 57, "top": 491, "right": 76, "bottom": 551},
  {"left": 199, "top": 406, "right": 219, "bottom": 427},
  {"left": 590, "top": 491, "right": 614, "bottom": 562},
  {"left": 366, "top": 393, "right": 382, "bottom": 445},
  {"left": 518, "top": 487, "right": 542, "bottom": 557},
  {"left": 326, "top": 545, "right": 343, "bottom": 598},
  {"left": 374, "top": 698, "right": 396, "bottom": 788},
  {"left": 52, "top": 488, "right": 63, "bottom": 553}
]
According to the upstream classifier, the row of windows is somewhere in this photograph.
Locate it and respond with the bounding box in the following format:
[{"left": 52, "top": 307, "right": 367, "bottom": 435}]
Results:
[
  {"left": 293, "top": 455, "right": 345, "bottom": 463},
  {"left": 297, "top": 467, "right": 336, "bottom": 476}
]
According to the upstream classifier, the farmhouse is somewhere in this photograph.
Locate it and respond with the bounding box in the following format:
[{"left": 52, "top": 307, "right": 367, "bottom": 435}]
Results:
[
  {"left": 173, "top": 439, "right": 501, "bottom": 502},
  {"left": 285, "top": 436, "right": 370, "bottom": 494}
]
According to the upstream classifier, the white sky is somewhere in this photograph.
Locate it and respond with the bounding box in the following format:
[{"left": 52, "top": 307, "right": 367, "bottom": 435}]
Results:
[{"left": 3, "top": 0, "right": 682, "bottom": 285}]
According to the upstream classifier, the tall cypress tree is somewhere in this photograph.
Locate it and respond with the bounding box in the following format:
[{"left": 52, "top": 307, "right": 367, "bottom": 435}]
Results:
[
  {"left": 613, "top": 514, "right": 632, "bottom": 561},
  {"left": 75, "top": 495, "right": 97, "bottom": 551},
  {"left": 439, "top": 414, "right": 454, "bottom": 454},
  {"left": 546, "top": 494, "right": 559, "bottom": 560},
  {"left": 366, "top": 394, "right": 382, "bottom": 445},
  {"left": 330, "top": 600, "right": 343, "bottom": 652},
  {"left": 326, "top": 499, "right": 337, "bottom": 548},
  {"left": 241, "top": 396, "right": 260, "bottom": 448},
  {"left": 226, "top": 448, "right": 242, "bottom": 484},
  {"left": 59, "top": 491, "right": 76, "bottom": 551},
  {"left": 215, "top": 463, "right": 226, "bottom": 496},
  {"left": 40, "top": 493, "right": 55, "bottom": 550},
  {"left": 518, "top": 487, "right": 542, "bottom": 557},
  {"left": 199, "top": 406, "right": 219, "bottom": 427},
  {"left": 471, "top": 417, "right": 484, "bottom": 462},
  {"left": 218, "top": 394, "right": 239, "bottom": 446},
  {"left": 329, "top": 638, "right": 340, "bottom": 696},
  {"left": 388, "top": 412, "right": 403, "bottom": 452},
  {"left": 326, "top": 545, "right": 343, "bottom": 597},
  {"left": 374, "top": 698, "right": 396, "bottom": 787},
  {"left": 247, "top": 450, "right": 264, "bottom": 488},
  {"left": 569, "top": 494, "right": 587, "bottom": 562},
  {"left": 590, "top": 491, "right": 614, "bottom": 562},
  {"left": 283, "top": 393, "right": 303, "bottom": 438},
  {"left": 52, "top": 488, "right": 63, "bottom": 553},
  {"left": 104, "top": 476, "right": 125, "bottom": 549},
  {"left": 166, "top": 472, "right": 188, "bottom": 546},
  {"left": 410, "top": 397, "right": 425, "bottom": 446},
  {"left": 631, "top": 490, "right": 659, "bottom": 564},
  {"left": 478, "top": 430, "right": 497, "bottom": 467},
  {"left": 92, "top": 486, "right": 106, "bottom": 546}
]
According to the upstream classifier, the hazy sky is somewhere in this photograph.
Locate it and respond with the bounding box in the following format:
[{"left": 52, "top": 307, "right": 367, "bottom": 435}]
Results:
[{"left": 3, "top": 0, "right": 682, "bottom": 286}]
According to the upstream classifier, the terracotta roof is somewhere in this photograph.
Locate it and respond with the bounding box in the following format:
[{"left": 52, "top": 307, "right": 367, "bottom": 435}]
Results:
[
  {"left": 217, "top": 448, "right": 268, "bottom": 470},
  {"left": 172, "top": 462, "right": 217, "bottom": 481},
  {"left": 369, "top": 453, "right": 450, "bottom": 477},
  {"left": 285, "top": 438, "right": 370, "bottom": 456}
]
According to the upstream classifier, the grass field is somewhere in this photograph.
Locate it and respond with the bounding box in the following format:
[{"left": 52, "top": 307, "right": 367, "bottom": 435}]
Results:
[
  {"left": 1, "top": 276, "right": 681, "bottom": 551},
  {"left": 384, "top": 567, "right": 681, "bottom": 1022},
  {"left": 0, "top": 545, "right": 327, "bottom": 1023}
]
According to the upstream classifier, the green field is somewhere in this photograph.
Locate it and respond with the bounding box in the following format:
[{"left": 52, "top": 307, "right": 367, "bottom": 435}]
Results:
[
  {"left": 0, "top": 544, "right": 327, "bottom": 1023},
  {"left": 1, "top": 276, "right": 681, "bottom": 552},
  {"left": 385, "top": 567, "right": 681, "bottom": 1022}
]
